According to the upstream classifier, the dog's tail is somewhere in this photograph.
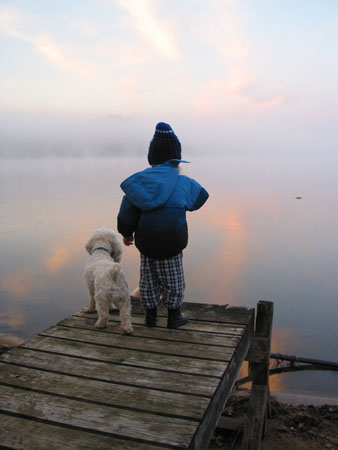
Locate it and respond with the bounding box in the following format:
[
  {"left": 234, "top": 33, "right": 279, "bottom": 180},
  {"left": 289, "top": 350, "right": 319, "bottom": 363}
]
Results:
[{"left": 107, "top": 263, "right": 124, "bottom": 283}]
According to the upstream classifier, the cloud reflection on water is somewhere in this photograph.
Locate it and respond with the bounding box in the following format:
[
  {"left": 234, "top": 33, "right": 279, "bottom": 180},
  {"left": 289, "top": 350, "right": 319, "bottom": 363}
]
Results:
[
  {"left": 188, "top": 202, "right": 248, "bottom": 305},
  {"left": 0, "top": 156, "right": 337, "bottom": 399},
  {"left": 1, "top": 269, "right": 35, "bottom": 298},
  {"left": 45, "top": 244, "right": 71, "bottom": 273},
  {"left": 0, "top": 307, "right": 25, "bottom": 329}
]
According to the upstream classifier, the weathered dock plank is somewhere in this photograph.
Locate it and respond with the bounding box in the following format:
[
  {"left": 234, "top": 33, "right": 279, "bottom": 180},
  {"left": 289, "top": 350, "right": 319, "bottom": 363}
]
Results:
[
  {"left": 0, "top": 363, "right": 209, "bottom": 419},
  {"left": 0, "top": 385, "right": 196, "bottom": 447},
  {"left": 39, "top": 324, "right": 235, "bottom": 360},
  {"left": 76, "top": 311, "right": 247, "bottom": 334},
  {"left": 1, "top": 348, "right": 219, "bottom": 395},
  {"left": 130, "top": 300, "right": 253, "bottom": 325},
  {"left": 61, "top": 315, "right": 242, "bottom": 347},
  {"left": 0, "top": 299, "right": 254, "bottom": 449},
  {"left": 0, "top": 414, "right": 166, "bottom": 450},
  {"left": 21, "top": 335, "right": 228, "bottom": 376}
]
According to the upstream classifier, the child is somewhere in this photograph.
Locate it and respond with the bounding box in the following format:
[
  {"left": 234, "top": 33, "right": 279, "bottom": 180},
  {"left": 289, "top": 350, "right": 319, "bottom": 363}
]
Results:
[{"left": 117, "top": 122, "right": 209, "bottom": 328}]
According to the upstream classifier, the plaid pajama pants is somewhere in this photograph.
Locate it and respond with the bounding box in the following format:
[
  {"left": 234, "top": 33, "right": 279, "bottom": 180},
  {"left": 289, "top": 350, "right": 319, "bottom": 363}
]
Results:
[{"left": 140, "top": 253, "right": 185, "bottom": 309}]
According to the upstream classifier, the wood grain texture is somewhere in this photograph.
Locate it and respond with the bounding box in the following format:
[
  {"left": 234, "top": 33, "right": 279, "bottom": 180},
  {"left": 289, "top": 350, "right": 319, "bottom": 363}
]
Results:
[
  {"left": 1, "top": 347, "right": 219, "bottom": 396},
  {"left": 75, "top": 311, "right": 247, "bottom": 335},
  {"left": 0, "top": 363, "right": 209, "bottom": 420},
  {"left": 241, "top": 301, "right": 273, "bottom": 450},
  {"left": 0, "top": 413, "right": 167, "bottom": 450},
  {"left": 40, "top": 324, "right": 235, "bottom": 361},
  {"left": 61, "top": 315, "right": 241, "bottom": 347},
  {"left": 21, "top": 335, "right": 228, "bottom": 377},
  {"left": 190, "top": 312, "right": 254, "bottom": 450},
  {"left": 0, "top": 301, "right": 255, "bottom": 450},
  {"left": 0, "top": 385, "right": 196, "bottom": 448},
  {"left": 129, "top": 298, "right": 254, "bottom": 326}
]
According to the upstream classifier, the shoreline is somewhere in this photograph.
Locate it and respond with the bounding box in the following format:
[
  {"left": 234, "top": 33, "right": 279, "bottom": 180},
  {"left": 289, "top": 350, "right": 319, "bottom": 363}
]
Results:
[
  {"left": 273, "top": 391, "right": 338, "bottom": 407},
  {"left": 209, "top": 389, "right": 338, "bottom": 450}
]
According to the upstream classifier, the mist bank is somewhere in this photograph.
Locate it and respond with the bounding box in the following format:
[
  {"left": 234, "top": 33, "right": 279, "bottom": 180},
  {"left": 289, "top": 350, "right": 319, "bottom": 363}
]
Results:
[
  {"left": 1, "top": 109, "right": 337, "bottom": 159},
  {"left": 0, "top": 134, "right": 143, "bottom": 158},
  {"left": 0, "top": 111, "right": 151, "bottom": 158}
]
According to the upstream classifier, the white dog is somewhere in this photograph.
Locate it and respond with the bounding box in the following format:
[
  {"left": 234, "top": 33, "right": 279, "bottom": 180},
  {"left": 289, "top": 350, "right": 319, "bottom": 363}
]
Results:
[{"left": 83, "top": 228, "right": 133, "bottom": 334}]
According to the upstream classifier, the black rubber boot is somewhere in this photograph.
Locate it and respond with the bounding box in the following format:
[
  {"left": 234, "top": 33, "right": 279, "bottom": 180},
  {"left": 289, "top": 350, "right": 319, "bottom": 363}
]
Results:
[
  {"left": 145, "top": 307, "right": 157, "bottom": 327},
  {"left": 167, "top": 307, "right": 189, "bottom": 329}
]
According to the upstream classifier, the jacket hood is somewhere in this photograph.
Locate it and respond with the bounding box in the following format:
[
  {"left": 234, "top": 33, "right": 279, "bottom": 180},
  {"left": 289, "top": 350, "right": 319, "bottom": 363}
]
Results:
[{"left": 120, "top": 160, "right": 189, "bottom": 211}]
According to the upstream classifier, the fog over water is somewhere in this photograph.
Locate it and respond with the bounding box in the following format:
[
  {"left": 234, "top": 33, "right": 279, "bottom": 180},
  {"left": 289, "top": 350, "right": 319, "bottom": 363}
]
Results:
[{"left": 1, "top": 110, "right": 337, "bottom": 159}]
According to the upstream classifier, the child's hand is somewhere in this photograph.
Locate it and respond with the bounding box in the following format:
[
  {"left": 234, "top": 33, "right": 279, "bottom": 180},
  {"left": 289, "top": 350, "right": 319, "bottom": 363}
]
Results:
[{"left": 123, "top": 235, "right": 134, "bottom": 246}]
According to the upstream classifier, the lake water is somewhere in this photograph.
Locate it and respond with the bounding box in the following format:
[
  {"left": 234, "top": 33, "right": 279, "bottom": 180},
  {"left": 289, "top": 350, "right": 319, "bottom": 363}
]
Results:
[{"left": 1, "top": 155, "right": 337, "bottom": 401}]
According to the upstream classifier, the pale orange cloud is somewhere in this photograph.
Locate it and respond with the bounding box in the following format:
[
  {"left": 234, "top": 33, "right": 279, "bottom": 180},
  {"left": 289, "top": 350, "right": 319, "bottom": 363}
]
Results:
[
  {"left": 32, "top": 33, "right": 93, "bottom": 77},
  {"left": 194, "top": 0, "right": 250, "bottom": 62},
  {"left": 184, "top": 1, "right": 285, "bottom": 118},
  {"left": 115, "top": 0, "right": 180, "bottom": 60},
  {"left": 0, "top": 6, "right": 23, "bottom": 37},
  {"left": 191, "top": 76, "right": 285, "bottom": 119},
  {"left": 0, "top": 5, "right": 92, "bottom": 77},
  {"left": 253, "top": 96, "right": 285, "bottom": 114}
]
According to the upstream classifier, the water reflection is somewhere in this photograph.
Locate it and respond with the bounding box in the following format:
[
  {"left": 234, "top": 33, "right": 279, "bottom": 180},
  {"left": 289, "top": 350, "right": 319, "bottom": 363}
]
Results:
[
  {"left": 185, "top": 205, "right": 248, "bottom": 304},
  {"left": 45, "top": 244, "right": 71, "bottom": 273},
  {"left": 0, "top": 156, "right": 337, "bottom": 399},
  {"left": 0, "top": 306, "right": 25, "bottom": 328},
  {"left": 1, "top": 269, "right": 36, "bottom": 298}
]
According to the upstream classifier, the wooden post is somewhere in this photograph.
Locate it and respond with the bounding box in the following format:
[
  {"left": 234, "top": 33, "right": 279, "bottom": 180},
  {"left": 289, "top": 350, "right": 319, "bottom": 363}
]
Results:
[{"left": 241, "top": 301, "right": 274, "bottom": 450}]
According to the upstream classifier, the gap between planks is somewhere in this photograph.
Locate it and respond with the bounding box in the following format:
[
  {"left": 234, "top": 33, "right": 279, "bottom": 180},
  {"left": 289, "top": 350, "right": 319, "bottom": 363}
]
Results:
[
  {"left": 61, "top": 315, "right": 242, "bottom": 348},
  {"left": 74, "top": 311, "right": 247, "bottom": 335},
  {"left": 0, "top": 353, "right": 220, "bottom": 397},
  {"left": 0, "top": 413, "right": 171, "bottom": 450},
  {"left": 1, "top": 346, "right": 220, "bottom": 396},
  {"left": 38, "top": 327, "right": 236, "bottom": 362},
  {"left": 0, "top": 381, "right": 204, "bottom": 423},
  {"left": 0, "top": 384, "right": 199, "bottom": 448},
  {"left": 18, "top": 338, "right": 228, "bottom": 377},
  {"left": 0, "top": 368, "right": 207, "bottom": 423},
  {"left": 131, "top": 312, "right": 249, "bottom": 327}
]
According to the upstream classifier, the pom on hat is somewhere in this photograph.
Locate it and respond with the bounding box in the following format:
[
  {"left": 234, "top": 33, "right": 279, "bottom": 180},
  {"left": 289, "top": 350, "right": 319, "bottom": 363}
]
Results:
[{"left": 148, "top": 122, "right": 181, "bottom": 166}]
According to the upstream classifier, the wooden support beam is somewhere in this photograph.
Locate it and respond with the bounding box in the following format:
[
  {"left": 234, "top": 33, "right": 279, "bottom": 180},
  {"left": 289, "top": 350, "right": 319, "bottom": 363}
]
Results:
[
  {"left": 245, "top": 337, "right": 269, "bottom": 363},
  {"left": 241, "top": 301, "right": 274, "bottom": 450},
  {"left": 216, "top": 416, "right": 244, "bottom": 431}
]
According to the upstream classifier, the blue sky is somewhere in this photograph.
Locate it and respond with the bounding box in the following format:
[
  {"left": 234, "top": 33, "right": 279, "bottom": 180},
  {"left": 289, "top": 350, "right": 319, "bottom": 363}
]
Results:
[{"left": 0, "top": 0, "right": 337, "bottom": 156}]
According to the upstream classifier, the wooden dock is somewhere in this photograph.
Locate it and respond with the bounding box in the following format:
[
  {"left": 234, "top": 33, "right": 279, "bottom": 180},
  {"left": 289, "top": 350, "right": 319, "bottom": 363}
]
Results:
[{"left": 0, "top": 298, "right": 256, "bottom": 449}]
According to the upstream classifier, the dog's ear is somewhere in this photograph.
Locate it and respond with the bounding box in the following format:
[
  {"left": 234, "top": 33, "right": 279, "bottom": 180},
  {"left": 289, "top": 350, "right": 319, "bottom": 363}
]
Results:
[
  {"left": 112, "top": 246, "right": 122, "bottom": 263},
  {"left": 110, "top": 235, "right": 123, "bottom": 262},
  {"left": 85, "top": 235, "right": 96, "bottom": 254}
]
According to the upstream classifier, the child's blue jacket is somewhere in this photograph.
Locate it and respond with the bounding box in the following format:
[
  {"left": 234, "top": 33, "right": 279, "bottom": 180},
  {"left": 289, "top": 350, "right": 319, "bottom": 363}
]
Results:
[{"left": 117, "top": 160, "right": 209, "bottom": 259}]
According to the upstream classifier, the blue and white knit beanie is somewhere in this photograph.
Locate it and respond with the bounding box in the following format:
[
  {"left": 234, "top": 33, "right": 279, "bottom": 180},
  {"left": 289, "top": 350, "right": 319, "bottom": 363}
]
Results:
[{"left": 148, "top": 122, "right": 181, "bottom": 166}]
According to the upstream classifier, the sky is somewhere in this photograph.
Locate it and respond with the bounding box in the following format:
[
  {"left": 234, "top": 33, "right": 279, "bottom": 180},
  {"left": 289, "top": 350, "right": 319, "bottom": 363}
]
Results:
[{"left": 0, "top": 0, "right": 338, "bottom": 157}]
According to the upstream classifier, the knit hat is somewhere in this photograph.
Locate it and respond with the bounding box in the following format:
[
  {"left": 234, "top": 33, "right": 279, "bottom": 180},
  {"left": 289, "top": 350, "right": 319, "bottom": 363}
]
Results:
[{"left": 148, "top": 122, "right": 181, "bottom": 166}]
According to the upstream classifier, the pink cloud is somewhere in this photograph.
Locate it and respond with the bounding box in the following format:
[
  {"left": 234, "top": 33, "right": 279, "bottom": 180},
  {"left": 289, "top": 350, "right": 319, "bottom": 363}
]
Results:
[
  {"left": 115, "top": 0, "right": 180, "bottom": 60},
  {"left": 0, "top": 5, "right": 93, "bottom": 77}
]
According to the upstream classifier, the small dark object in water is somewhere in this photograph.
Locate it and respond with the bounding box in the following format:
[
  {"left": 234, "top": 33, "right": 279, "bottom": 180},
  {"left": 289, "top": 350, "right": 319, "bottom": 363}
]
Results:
[{"left": 295, "top": 196, "right": 302, "bottom": 199}]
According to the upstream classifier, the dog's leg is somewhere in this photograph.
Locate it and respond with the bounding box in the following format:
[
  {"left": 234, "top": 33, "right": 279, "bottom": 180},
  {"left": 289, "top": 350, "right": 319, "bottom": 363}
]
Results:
[
  {"left": 109, "top": 302, "right": 119, "bottom": 313},
  {"left": 94, "top": 293, "right": 109, "bottom": 328},
  {"left": 119, "top": 297, "right": 134, "bottom": 335},
  {"left": 84, "top": 286, "right": 96, "bottom": 313}
]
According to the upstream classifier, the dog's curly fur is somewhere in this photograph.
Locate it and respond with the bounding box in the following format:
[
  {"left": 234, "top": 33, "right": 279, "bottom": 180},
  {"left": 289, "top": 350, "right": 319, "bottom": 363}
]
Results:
[{"left": 83, "top": 228, "right": 133, "bottom": 334}]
